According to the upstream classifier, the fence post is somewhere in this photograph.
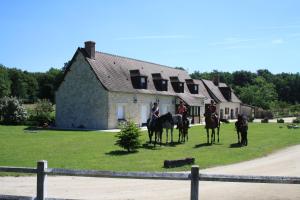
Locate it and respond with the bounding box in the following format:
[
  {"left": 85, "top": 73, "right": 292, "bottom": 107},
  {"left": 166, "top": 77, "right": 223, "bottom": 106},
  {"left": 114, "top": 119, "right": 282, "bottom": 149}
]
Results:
[
  {"left": 190, "top": 165, "right": 199, "bottom": 200},
  {"left": 37, "top": 160, "right": 47, "bottom": 200}
]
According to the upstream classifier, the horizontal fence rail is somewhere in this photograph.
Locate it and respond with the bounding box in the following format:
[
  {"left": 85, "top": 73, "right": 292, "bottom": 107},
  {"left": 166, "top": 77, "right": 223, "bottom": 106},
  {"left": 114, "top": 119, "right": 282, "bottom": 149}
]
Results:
[
  {"left": 199, "top": 173, "right": 300, "bottom": 184},
  {"left": 1, "top": 160, "right": 300, "bottom": 200},
  {"left": 46, "top": 168, "right": 190, "bottom": 180},
  {"left": 0, "top": 166, "right": 36, "bottom": 174}
]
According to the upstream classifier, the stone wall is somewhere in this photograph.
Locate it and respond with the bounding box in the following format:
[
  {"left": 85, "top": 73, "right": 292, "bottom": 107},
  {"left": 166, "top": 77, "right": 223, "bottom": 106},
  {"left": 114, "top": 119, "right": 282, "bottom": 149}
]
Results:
[{"left": 56, "top": 52, "right": 109, "bottom": 129}]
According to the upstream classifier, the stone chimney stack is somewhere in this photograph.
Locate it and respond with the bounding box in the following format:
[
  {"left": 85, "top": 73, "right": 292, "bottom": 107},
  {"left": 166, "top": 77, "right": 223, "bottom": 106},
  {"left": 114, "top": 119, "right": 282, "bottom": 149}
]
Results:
[
  {"left": 84, "top": 41, "right": 96, "bottom": 59},
  {"left": 212, "top": 75, "right": 220, "bottom": 86}
]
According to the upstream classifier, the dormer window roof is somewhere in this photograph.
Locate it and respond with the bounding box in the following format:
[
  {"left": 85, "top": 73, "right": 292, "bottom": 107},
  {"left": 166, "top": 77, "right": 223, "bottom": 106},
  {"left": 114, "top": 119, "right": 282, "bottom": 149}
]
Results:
[
  {"left": 170, "top": 76, "right": 184, "bottom": 93},
  {"left": 186, "top": 79, "right": 198, "bottom": 94},
  {"left": 130, "top": 69, "right": 147, "bottom": 89},
  {"left": 152, "top": 73, "right": 168, "bottom": 91}
]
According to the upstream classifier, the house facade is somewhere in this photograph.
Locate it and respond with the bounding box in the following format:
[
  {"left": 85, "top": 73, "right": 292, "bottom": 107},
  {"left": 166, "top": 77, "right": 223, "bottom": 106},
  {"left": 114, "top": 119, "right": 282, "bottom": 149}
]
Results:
[
  {"left": 56, "top": 41, "right": 205, "bottom": 129},
  {"left": 201, "top": 78, "right": 241, "bottom": 119}
]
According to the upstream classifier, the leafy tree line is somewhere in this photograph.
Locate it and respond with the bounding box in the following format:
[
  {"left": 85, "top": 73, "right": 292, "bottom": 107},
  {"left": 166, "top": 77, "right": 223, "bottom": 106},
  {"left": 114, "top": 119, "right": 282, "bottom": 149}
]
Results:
[
  {"left": 191, "top": 69, "right": 300, "bottom": 111},
  {"left": 0, "top": 64, "right": 64, "bottom": 103}
]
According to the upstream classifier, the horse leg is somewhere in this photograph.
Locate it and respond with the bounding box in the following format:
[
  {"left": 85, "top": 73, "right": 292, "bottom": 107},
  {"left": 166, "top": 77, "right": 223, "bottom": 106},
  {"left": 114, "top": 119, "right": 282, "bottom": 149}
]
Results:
[
  {"left": 171, "top": 127, "right": 174, "bottom": 143},
  {"left": 178, "top": 129, "right": 181, "bottom": 143},
  {"left": 211, "top": 129, "right": 215, "bottom": 144},
  {"left": 166, "top": 128, "right": 168, "bottom": 144},
  {"left": 160, "top": 130, "right": 162, "bottom": 146},
  {"left": 217, "top": 126, "right": 220, "bottom": 143},
  {"left": 206, "top": 128, "right": 209, "bottom": 144},
  {"left": 154, "top": 131, "right": 157, "bottom": 147}
]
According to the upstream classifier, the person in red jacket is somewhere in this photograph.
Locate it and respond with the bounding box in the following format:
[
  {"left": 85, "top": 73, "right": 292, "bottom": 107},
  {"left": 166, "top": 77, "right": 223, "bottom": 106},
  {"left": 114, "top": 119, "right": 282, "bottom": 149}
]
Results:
[
  {"left": 177, "top": 101, "right": 187, "bottom": 115},
  {"left": 177, "top": 101, "right": 189, "bottom": 128}
]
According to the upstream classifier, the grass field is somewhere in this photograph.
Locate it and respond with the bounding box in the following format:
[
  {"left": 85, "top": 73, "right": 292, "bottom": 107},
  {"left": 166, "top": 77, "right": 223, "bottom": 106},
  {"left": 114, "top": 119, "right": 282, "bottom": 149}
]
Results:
[{"left": 0, "top": 123, "right": 300, "bottom": 173}]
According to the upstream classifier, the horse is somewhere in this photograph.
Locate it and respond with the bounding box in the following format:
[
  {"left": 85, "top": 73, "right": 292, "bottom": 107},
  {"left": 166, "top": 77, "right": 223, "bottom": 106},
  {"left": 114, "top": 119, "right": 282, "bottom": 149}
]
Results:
[
  {"left": 235, "top": 115, "right": 248, "bottom": 146},
  {"left": 146, "top": 112, "right": 174, "bottom": 146},
  {"left": 204, "top": 112, "right": 220, "bottom": 144},
  {"left": 234, "top": 120, "right": 242, "bottom": 144},
  {"left": 161, "top": 114, "right": 183, "bottom": 144},
  {"left": 178, "top": 114, "right": 189, "bottom": 143}
]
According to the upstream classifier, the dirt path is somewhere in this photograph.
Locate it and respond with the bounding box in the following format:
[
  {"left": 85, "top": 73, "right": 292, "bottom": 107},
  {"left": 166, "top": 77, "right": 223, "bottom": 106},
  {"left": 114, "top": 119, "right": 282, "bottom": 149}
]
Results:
[{"left": 1, "top": 145, "right": 300, "bottom": 200}]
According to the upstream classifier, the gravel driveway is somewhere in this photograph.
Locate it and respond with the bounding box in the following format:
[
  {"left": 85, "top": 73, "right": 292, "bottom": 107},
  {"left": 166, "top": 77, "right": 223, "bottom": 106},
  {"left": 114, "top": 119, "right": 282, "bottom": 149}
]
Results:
[{"left": 1, "top": 145, "right": 300, "bottom": 200}]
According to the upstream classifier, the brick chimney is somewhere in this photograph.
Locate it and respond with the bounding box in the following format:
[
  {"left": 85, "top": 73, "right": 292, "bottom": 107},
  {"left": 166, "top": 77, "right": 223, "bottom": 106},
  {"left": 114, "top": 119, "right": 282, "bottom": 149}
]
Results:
[
  {"left": 84, "top": 41, "right": 96, "bottom": 59},
  {"left": 212, "top": 75, "right": 220, "bottom": 86}
]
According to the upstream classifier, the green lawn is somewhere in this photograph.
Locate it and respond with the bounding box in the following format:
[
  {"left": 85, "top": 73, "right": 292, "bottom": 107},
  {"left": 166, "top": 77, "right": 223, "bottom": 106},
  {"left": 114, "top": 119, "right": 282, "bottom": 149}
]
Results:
[{"left": 0, "top": 123, "right": 299, "bottom": 173}]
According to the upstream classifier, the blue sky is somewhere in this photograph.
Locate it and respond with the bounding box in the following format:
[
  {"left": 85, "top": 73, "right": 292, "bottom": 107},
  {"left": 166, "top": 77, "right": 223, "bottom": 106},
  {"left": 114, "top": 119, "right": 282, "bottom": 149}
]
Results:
[{"left": 0, "top": 0, "right": 300, "bottom": 74}]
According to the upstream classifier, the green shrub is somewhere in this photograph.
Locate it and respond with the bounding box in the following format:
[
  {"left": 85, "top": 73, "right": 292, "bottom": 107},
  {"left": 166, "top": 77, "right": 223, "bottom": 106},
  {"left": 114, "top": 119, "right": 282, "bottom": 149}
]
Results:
[
  {"left": 31, "top": 99, "right": 54, "bottom": 126},
  {"left": 115, "top": 121, "right": 141, "bottom": 152},
  {"left": 261, "top": 117, "right": 269, "bottom": 123},
  {"left": 277, "top": 118, "right": 284, "bottom": 123},
  {"left": 0, "top": 96, "right": 27, "bottom": 124}
]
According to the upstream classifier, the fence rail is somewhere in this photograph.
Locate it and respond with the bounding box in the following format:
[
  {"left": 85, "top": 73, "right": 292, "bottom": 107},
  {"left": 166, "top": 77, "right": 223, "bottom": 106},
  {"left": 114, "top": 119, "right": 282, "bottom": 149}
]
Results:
[{"left": 1, "top": 160, "right": 300, "bottom": 200}]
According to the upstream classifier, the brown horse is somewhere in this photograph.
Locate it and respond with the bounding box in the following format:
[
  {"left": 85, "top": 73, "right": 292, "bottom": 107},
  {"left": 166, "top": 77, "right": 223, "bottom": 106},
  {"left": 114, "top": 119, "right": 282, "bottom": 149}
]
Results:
[
  {"left": 178, "top": 114, "right": 189, "bottom": 143},
  {"left": 204, "top": 112, "right": 220, "bottom": 144}
]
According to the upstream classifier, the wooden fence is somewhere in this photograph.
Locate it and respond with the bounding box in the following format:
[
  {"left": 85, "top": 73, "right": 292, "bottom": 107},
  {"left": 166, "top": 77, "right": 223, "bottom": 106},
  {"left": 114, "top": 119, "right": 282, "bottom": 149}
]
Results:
[{"left": 1, "top": 160, "right": 300, "bottom": 200}]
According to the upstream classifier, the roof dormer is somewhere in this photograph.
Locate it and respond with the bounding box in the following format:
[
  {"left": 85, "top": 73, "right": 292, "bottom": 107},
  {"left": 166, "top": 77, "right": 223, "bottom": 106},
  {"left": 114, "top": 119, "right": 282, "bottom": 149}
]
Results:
[
  {"left": 219, "top": 86, "right": 232, "bottom": 101},
  {"left": 152, "top": 73, "right": 168, "bottom": 91},
  {"left": 130, "top": 70, "right": 147, "bottom": 89},
  {"left": 185, "top": 79, "right": 199, "bottom": 94},
  {"left": 170, "top": 76, "right": 184, "bottom": 93}
]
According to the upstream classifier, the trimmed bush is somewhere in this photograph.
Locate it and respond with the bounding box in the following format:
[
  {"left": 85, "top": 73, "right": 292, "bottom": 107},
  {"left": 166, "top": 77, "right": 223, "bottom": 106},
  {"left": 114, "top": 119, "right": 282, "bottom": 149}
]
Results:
[
  {"left": 277, "top": 118, "right": 284, "bottom": 123},
  {"left": 31, "top": 99, "right": 54, "bottom": 126},
  {"left": 0, "top": 96, "right": 27, "bottom": 124},
  {"left": 115, "top": 121, "right": 141, "bottom": 152}
]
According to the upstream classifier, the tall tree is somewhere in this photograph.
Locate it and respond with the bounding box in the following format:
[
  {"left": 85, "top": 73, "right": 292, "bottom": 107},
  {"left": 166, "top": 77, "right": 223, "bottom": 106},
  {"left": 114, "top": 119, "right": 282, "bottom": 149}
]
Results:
[{"left": 0, "top": 65, "right": 11, "bottom": 97}]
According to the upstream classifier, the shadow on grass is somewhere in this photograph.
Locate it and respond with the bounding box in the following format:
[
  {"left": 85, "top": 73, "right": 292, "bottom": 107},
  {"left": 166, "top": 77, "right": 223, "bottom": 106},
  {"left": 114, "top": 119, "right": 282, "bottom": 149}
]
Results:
[
  {"left": 194, "top": 143, "right": 212, "bottom": 148},
  {"left": 229, "top": 143, "right": 242, "bottom": 148},
  {"left": 141, "top": 142, "right": 165, "bottom": 150},
  {"left": 105, "top": 150, "right": 137, "bottom": 156}
]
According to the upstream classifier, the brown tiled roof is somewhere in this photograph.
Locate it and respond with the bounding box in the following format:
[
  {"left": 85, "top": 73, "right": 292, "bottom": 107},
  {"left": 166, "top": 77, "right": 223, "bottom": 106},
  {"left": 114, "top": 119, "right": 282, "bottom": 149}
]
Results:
[
  {"left": 193, "top": 79, "right": 211, "bottom": 101},
  {"left": 79, "top": 48, "right": 204, "bottom": 101},
  {"left": 201, "top": 79, "right": 241, "bottom": 103}
]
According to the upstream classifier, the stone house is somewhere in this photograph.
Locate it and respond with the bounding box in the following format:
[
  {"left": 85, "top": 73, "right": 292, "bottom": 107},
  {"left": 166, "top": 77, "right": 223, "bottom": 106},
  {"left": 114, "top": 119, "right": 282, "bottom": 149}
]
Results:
[
  {"left": 56, "top": 41, "right": 205, "bottom": 129},
  {"left": 201, "top": 78, "right": 241, "bottom": 119}
]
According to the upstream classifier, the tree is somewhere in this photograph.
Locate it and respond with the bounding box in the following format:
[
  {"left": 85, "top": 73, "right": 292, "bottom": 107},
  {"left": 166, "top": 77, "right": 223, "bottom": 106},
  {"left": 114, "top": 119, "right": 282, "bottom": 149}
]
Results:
[
  {"left": 0, "top": 96, "right": 27, "bottom": 124},
  {"left": 232, "top": 70, "right": 256, "bottom": 87},
  {"left": 8, "top": 68, "right": 28, "bottom": 99},
  {"left": 115, "top": 121, "right": 141, "bottom": 152},
  {"left": 0, "top": 65, "right": 11, "bottom": 98},
  {"left": 36, "top": 68, "right": 63, "bottom": 102},
  {"left": 238, "top": 77, "right": 278, "bottom": 109}
]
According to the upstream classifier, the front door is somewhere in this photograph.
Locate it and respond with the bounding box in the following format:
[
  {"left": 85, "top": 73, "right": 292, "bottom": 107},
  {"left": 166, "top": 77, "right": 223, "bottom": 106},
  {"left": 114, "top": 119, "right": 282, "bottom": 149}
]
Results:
[{"left": 140, "top": 104, "right": 149, "bottom": 126}]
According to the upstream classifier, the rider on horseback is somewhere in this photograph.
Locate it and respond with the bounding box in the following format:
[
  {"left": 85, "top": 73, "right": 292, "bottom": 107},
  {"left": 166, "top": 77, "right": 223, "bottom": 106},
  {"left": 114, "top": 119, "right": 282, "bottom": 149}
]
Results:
[
  {"left": 150, "top": 102, "right": 160, "bottom": 127},
  {"left": 177, "top": 101, "right": 189, "bottom": 128},
  {"left": 207, "top": 99, "right": 218, "bottom": 123}
]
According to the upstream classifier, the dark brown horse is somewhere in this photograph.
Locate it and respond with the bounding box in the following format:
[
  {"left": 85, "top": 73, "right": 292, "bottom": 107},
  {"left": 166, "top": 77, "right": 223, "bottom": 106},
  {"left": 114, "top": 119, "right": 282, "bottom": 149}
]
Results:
[
  {"left": 235, "top": 115, "right": 248, "bottom": 146},
  {"left": 147, "top": 112, "right": 174, "bottom": 146},
  {"left": 178, "top": 114, "right": 189, "bottom": 143},
  {"left": 204, "top": 112, "right": 220, "bottom": 144}
]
